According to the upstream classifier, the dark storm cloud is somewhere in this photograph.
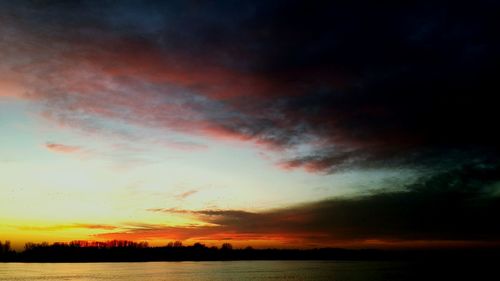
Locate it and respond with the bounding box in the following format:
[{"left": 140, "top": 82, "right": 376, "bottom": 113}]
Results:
[
  {"left": 145, "top": 164, "right": 500, "bottom": 244},
  {"left": 2, "top": 0, "right": 499, "bottom": 172},
  {"left": 220, "top": 0, "right": 500, "bottom": 172}
]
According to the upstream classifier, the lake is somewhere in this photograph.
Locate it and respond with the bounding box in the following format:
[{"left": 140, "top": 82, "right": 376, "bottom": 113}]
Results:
[{"left": 0, "top": 260, "right": 492, "bottom": 280}]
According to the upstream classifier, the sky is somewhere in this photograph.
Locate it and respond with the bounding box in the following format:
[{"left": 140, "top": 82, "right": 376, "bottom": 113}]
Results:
[{"left": 1, "top": 0, "right": 499, "bottom": 250}]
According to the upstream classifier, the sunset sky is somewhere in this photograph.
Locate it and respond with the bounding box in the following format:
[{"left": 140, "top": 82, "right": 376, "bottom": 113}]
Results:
[{"left": 1, "top": 0, "right": 499, "bottom": 250}]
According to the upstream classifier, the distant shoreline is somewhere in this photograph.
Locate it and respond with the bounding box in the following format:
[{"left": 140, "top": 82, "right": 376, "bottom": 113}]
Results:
[{"left": 3, "top": 247, "right": 500, "bottom": 263}]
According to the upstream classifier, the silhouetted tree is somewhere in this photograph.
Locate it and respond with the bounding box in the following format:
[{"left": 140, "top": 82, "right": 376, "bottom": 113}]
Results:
[
  {"left": 221, "top": 243, "right": 233, "bottom": 250},
  {"left": 0, "top": 240, "right": 14, "bottom": 261},
  {"left": 2, "top": 240, "right": 11, "bottom": 253},
  {"left": 193, "top": 242, "right": 206, "bottom": 249},
  {"left": 6, "top": 240, "right": 12, "bottom": 252}
]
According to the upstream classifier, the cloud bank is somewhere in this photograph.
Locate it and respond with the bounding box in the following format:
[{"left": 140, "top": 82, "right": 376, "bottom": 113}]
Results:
[
  {"left": 1, "top": 1, "right": 499, "bottom": 173},
  {"left": 96, "top": 165, "right": 500, "bottom": 247}
]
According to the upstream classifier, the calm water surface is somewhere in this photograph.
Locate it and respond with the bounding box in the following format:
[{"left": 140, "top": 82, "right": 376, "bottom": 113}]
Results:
[{"left": 0, "top": 260, "right": 471, "bottom": 281}]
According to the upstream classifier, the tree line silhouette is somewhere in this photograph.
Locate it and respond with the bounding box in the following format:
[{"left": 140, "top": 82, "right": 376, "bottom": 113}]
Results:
[
  {"left": 0, "top": 239, "right": 378, "bottom": 262},
  {"left": 1, "top": 240, "right": 499, "bottom": 262}
]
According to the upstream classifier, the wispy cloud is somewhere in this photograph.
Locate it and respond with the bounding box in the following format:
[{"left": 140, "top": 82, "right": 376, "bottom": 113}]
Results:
[
  {"left": 44, "top": 142, "right": 81, "bottom": 154},
  {"left": 175, "top": 189, "right": 199, "bottom": 200},
  {"left": 17, "top": 223, "right": 117, "bottom": 231}
]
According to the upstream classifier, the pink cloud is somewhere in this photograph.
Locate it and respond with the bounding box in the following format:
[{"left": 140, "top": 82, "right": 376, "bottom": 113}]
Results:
[
  {"left": 3, "top": 21, "right": 351, "bottom": 173},
  {"left": 45, "top": 142, "right": 81, "bottom": 154}
]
